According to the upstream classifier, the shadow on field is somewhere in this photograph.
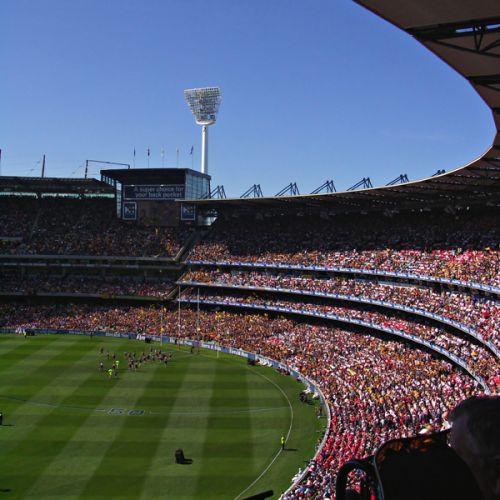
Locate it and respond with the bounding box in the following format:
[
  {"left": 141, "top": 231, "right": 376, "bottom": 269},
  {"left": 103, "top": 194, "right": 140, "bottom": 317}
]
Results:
[
  {"left": 242, "top": 490, "right": 273, "bottom": 499},
  {"left": 175, "top": 449, "right": 193, "bottom": 465},
  {"left": 0, "top": 489, "right": 11, "bottom": 493}
]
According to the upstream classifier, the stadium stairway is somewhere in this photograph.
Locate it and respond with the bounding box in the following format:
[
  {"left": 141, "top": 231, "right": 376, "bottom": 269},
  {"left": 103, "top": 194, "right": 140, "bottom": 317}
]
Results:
[
  {"left": 28, "top": 207, "right": 42, "bottom": 241},
  {"left": 174, "top": 227, "right": 211, "bottom": 263}
]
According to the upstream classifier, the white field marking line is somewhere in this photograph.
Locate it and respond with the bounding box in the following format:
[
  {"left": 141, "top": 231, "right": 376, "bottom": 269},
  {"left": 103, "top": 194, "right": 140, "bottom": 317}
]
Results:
[
  {"left": 195, "top": 350, "right": 296, "bottom": 498},
  {"left": 233, "top": 369, "right": 294, "bottom": 500},
  {"left": 139, "top": 346, "right": 219, "bottom": 500},
  {"left": 148, "top": 406, "right": 288, "bottom": 416}
]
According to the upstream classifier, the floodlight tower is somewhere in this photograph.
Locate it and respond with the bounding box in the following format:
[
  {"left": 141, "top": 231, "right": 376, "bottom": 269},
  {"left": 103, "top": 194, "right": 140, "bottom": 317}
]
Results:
[{"left": 184, "top": 87, "right": 221, "bottom": 175}]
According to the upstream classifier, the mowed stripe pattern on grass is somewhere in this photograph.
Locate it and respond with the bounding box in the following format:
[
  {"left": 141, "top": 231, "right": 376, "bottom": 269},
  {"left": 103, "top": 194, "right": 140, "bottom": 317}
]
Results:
[
  {"left": 0, "top": 335, "right": 323, "bottom": 499},
  {"left": 1, "top": 336, "right": 133, "bottom": 497}
]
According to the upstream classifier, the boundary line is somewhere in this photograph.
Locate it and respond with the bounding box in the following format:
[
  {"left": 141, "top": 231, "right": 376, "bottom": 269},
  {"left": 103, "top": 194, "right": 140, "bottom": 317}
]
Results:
[
  {"left": 233, "top": 369, "right": 294, "bottom": 500},
  {"left": 1, "top": 332, "right": 323, "bottom": 496}
]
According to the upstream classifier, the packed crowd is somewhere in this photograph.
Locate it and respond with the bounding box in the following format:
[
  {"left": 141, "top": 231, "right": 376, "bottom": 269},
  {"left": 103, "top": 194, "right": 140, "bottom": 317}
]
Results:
[
  {"left": 0, "top": 197, "right": 191, "bottom": 257},
  {"left": 181, "top": 270, "right": 500, "bottom": 346},
  {"left": 0, "top": 196, "right": 39, "bottom": 238},
  {"left": 0, "top": 273, "right": 174, "bottom": 298},
  {"left": 179, "top": 289, "right": 499, "bottom": 389},
  {"left": 0, "top": 303, "right": 483, "bottom": 498},
  {"left": 189, "top": 210, "right": 499, "bottom": 286},
  {"left": 1, "top": 196, "right": 498, "bottom": 497}
]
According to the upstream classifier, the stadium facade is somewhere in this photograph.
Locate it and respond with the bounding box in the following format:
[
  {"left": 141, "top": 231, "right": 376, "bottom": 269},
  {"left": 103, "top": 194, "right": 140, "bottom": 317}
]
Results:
[{"left": 0, "top": 0, "right": 498, "bottom": 498}]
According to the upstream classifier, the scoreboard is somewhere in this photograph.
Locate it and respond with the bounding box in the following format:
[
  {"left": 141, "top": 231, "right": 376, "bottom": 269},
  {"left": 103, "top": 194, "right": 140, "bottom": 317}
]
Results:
[{"left": 100, "top": 168, "right": 210, "bottom": 226}]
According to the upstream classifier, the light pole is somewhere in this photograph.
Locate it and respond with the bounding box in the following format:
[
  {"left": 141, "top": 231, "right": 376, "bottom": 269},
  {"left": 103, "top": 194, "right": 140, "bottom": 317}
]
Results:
[{"left": 184, "top": 87, "right": 221, "bottom": 175}]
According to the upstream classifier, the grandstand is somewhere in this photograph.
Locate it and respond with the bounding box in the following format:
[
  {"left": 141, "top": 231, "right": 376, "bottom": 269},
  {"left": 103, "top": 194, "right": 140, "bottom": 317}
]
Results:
[{"left": 0, "top": 0, "right": 499, "bottom": 498}]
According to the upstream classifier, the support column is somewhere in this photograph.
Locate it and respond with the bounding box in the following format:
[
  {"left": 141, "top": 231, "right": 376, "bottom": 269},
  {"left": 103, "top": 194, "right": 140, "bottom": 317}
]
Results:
[{"left": 201, "top": 125, "right": 208, "bottom": 175}]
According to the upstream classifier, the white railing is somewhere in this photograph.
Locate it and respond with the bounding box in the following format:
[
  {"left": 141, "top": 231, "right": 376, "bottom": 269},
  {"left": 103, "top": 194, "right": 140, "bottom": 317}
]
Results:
[
  {"left": 178, "top": 297, "right": 491, "bottom": 393},
  {"left": 177, "top": 280, "right": 499, "bottom": 359},
  {"left": 186, "top": 260, "right": 500, "bottom": 295}
]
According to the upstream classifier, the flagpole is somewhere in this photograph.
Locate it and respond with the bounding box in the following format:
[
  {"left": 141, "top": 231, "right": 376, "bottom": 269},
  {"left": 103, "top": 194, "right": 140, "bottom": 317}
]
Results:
[
  {"left": 133, "top": 148, "right": 136, "bottom": 168},
  {"left": 177, "top": 285, "right": 181, "bottom": 350},
  {"left": 160, "top": 305, "right": 163, "bottom": 337},
  {"left": 197, "top": 287, "right": 200, "bottom": 354},
  {"left": 176, "top": 149, "right": 179, "bottom": 168}
]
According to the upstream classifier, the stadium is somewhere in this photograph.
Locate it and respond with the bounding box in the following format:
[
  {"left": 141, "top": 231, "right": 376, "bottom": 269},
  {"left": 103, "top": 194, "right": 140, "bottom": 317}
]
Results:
[{"left": 0, "top": 0, "right": 499, "bottom": 499}]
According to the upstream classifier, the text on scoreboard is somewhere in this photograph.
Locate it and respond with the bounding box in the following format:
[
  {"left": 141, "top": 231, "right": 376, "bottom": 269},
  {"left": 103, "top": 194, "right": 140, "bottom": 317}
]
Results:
[{"left": 123, "top": 184, "right": 185, "bottom": 200}]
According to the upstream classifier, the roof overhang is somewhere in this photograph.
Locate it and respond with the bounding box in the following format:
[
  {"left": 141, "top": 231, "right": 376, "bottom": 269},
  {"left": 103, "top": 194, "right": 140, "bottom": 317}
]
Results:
[
  {"left": 0, "top": 176, "right": 114, "bottom": 195},
  {"left": 182, "top": 0, "right": 500, "bottom": 213}
]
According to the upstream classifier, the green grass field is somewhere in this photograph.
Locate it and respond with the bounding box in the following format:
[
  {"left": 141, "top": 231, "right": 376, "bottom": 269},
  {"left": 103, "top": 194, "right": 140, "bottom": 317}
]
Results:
[{"left": 0, "top": 334, "right": 324, "bottom": 499}]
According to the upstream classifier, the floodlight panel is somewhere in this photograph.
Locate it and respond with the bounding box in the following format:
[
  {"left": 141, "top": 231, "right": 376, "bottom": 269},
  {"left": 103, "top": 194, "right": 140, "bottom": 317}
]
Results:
[{"left": 184, "top": 87, "right": 221, "bottom": 125}]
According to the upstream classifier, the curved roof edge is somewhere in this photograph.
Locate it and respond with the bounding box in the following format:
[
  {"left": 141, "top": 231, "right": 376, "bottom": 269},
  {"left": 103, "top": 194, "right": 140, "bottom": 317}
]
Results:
[{"left": 185, "top": 0, "right": 500, "bottom": 213}]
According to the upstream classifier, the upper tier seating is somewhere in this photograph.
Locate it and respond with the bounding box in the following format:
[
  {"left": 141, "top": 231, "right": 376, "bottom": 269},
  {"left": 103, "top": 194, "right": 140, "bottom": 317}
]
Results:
[
  {"left": 190, "top": 210, "right": 499, "bottom": 286},
  {"left": 180, "top": 270, "right": 499, "bottom": 348},
  {"left": 0, "top": 196, "right": 191, "bottom": 257}
]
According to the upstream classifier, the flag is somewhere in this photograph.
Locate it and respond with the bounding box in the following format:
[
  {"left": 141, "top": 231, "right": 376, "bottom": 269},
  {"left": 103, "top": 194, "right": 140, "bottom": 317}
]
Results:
[
  {"left": 147, "top": 148, "right": 150, "bottom": 157},
  {"left": 190, "top": 146, "right": 194, "bottom": 155},
  {"left": 133, "top": 148, "right": 136, "bottom": 157}
]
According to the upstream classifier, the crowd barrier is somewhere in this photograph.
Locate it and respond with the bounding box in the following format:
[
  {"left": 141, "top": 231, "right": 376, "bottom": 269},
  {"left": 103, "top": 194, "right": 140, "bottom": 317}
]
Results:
[
  {"left": 177, "top": 297, "right": 491, "bottom": 394},
  {"left": 186, "top": 260, "right": 500, "bottom": 295},
  {"left": 0, "top": 327, "right": 327, "bottom": 402},
  {"left": 0, "top": 291, "right": 162, "bottom": 302},
  {"left": 0, "top": 326, "right": 330, "bottom": 496},
  {"left": 178, "top": 280, "right": 499, "bottom": 359}
]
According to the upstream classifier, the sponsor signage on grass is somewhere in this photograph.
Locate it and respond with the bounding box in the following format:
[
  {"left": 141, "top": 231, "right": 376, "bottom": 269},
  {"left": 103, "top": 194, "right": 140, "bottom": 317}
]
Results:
[
  {"left": 123, "top": 184, "right": 185, "bottom": 200},
  {"left": 0, "top": 327, "right": 331, "bottom": 497}
]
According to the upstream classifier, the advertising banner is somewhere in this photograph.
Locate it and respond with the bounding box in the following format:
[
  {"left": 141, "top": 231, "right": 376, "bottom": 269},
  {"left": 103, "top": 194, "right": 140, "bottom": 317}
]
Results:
[
  {"left": 180, "top": 204, "right": 196, "bottom": 221},
  {"left": 122, "top": 201, "right": 137, "bottom": 220},
  {"left": 123, "top": 185, "right": 185, "bottom": 200}
]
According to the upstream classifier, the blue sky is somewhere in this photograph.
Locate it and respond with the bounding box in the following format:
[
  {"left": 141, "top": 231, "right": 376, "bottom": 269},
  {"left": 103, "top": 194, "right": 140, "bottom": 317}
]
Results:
[{"left": 0, "top": 0, "right": 495, "bottom": 197}]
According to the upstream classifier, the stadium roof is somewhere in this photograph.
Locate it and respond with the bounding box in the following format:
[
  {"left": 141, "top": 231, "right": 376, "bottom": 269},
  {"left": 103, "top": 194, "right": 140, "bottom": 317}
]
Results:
[
  {"left": 0, "top": 176, "right": 114, "bottom": 195},
  {"left": 100, "top": 168, "right": 210, "bottom": 185},
  {"left": 184, "top": 0, "right": 500, "bottom": 213}
]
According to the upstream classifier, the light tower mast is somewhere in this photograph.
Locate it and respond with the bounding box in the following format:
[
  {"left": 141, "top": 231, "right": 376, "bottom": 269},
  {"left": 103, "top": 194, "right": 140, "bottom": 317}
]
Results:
[{"left": 184, "top": 87, "right": 221, "bottom": 175}]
